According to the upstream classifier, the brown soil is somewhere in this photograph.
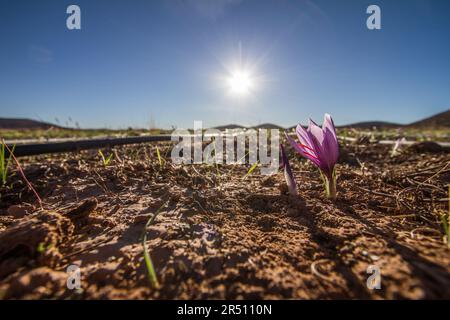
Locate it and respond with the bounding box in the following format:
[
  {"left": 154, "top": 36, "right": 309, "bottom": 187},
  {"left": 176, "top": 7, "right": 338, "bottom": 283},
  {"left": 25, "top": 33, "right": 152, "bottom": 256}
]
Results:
[{"left": 0, "top": 141, "right": 449, "bottom": 299}]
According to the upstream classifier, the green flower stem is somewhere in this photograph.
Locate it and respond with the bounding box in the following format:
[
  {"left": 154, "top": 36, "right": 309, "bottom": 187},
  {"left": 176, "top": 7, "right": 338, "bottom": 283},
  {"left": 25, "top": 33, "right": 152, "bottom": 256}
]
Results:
[
  {"left": 326, "top": 175, "right": 337, "bottom": 200},
  {"left": 321, "top": 169, "right": 337, "bottom": 200}
]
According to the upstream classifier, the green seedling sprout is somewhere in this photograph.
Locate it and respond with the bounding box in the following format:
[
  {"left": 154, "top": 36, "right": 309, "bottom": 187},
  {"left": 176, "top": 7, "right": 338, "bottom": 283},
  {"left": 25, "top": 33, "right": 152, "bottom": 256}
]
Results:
[
  {"left": 156, "top": 145, "right": 164, "bottom": 168},
  {"left": 141, "top": 200, "right": 169, "bottom": 289},
  {"left": 242, "top": 161, "right": 259, "bottom": 180},
  {"left": 98, "top": 150, "right": 113, "bottom": 166},
  {"left": 1, "top": 141, "right": 15, "bottom": 186}
]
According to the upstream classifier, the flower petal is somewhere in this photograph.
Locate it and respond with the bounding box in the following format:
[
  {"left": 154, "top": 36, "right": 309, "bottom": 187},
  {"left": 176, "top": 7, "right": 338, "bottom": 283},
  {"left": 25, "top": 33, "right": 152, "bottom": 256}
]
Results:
[
  {"left": 295, "top": 124, "right": 314, "bottom": 151},
  {"left": 280, "top": 144, "right": 298, "bottom": 196},
  {"left": 322, "top": 113, "right": 339, "bottom": 166},
  {"left": 308, "top": 118, "right": 325, "bottom": 146},
  {"left": 285, "top": 131, "right": 321, "bottom": 167},
  {"left": 306, "top": 119, "right": 329, "bottom": 172}
]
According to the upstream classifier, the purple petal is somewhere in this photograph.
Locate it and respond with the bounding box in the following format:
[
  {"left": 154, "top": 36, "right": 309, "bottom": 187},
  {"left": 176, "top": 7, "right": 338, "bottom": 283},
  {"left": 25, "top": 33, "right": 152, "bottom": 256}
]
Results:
[
  {"left": 322, "top": 113, "right": 339, "bottom": 166},
  {"left": 295, "top": 124, "right": 314, "bottom": 150},
  {"left": 280, "top": 144, "right": 298, "bottom": 196},
  {"left": 306, "top": 119, "right": 330, "bottom": 172},
  {"left": 295, "top": 124, "right": 322, "bottom": 161},
  {"left": 307, "top": 119, "right": 325, "bottom": 156},
  {"left": 286, "top": 114, "right": 339, "bottom": 180},
  {"left": 307, "top": 118, "right": 325, "bottom": 146},
  {"left": 285, "top": 131, "right": 321, "bottom": 167}
]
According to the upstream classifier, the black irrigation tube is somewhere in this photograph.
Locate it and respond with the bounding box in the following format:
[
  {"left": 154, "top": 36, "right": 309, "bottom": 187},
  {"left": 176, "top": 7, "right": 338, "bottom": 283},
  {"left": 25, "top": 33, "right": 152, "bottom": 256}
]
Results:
[
  {"left": 6, "top": 135, "right": 173, "bottom": 157},
  {"left": 6, "top": 134, "right": 450, "bottom": 158}
]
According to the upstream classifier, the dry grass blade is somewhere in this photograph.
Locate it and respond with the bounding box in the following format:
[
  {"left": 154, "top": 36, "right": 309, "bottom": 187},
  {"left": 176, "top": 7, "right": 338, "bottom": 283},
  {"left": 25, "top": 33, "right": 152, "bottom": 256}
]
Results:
[{"left": 356, "top": 186, "right": 397, "bottom": 199}]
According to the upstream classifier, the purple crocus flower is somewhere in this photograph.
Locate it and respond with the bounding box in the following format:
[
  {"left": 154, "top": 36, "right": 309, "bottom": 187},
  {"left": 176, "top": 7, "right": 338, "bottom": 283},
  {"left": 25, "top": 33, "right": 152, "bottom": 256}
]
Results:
[
  {"left": 280, "top": 144, "right": 298, "bottom": 197},
  {"left": 285, "top": 114, "right": 339, "bottom": 199}
]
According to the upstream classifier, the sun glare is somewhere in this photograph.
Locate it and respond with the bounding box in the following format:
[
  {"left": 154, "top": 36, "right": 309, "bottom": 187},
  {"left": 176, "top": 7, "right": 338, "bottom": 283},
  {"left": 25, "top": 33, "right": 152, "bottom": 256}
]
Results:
[{"left": 227, "top": 70, "right": 253, "bottom": 95}]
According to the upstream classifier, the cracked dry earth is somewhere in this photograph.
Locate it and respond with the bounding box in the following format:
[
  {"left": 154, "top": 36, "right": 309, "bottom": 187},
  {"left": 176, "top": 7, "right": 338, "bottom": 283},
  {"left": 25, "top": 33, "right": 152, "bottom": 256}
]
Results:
[{"left": 0, "top": 141, "right": 449, "bottom": 299}]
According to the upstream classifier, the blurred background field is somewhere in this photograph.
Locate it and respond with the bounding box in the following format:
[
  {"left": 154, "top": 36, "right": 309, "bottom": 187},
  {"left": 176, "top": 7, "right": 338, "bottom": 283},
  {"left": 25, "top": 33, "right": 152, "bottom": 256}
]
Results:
[{"left": 1, "top": 109, "right": 449, "bottom": 143}]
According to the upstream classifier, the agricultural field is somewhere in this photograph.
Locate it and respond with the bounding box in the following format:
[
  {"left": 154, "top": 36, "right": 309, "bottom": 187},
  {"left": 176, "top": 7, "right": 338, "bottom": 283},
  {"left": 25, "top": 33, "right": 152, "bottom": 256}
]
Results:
[
  {"left": 337, "top": 127, "right": 450, "bottom": 143},
  {"left": 0, "top": 131, "right": 449, "bottom": 299}
]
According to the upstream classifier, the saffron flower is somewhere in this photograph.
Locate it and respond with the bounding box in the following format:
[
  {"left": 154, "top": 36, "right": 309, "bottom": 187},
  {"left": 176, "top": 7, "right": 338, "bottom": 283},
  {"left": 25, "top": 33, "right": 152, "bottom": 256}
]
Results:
[
  {"left": 280, "top": 144, "right": 298, "bottom": 197},
  {"left": 285, "top": 114, "right": 339, "bottom": 199}
]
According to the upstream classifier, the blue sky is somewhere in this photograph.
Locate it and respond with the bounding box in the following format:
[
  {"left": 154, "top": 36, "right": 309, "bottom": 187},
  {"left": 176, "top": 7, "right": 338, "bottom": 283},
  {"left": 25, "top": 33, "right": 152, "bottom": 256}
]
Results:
[{"left": 0, "top": 0, "right": 449, "bottom": 129}]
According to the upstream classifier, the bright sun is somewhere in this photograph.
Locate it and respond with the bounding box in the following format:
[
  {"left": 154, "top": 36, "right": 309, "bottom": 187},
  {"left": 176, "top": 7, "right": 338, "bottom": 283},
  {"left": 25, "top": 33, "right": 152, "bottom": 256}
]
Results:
[{"left": 227, "top": 70, "right": 253, "bottom": 95}]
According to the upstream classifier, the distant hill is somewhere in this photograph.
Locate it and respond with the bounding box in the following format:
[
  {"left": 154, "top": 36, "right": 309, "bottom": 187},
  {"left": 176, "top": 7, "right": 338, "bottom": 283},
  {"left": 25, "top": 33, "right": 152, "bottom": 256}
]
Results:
[
  {"left": 212, "top": 110, "right": 450, "bottom": 131},
  {"left": 407, "top": 109, "right": 450, "bottom": 128},
  {"left": 287, "top": 121, "right": 401, "bottom": 131},
  {"left": 337, "top": 121, "right": 401, "bottom": 129},
  {"left": 213, "top": 123, "right": 285, "bottom": 130},
  {"left": 290, "top": 109, "right": 450, "bottom": 130},
  {"left": 0, "top": 118, "right": 62, "bottom": 130},
  {"left": 254, "top": 123, "right": 285, "bottom": 130},
  {"left": 2, "top": 109, "right": 448, "bottom": 132},
  {"left": 213, "top": 124, "right": 246, "bottom": 131}
]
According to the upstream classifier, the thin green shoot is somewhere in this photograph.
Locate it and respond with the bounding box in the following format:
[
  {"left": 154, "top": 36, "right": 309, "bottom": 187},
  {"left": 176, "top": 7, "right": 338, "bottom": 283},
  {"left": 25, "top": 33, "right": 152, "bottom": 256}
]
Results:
[
  {"left": 319, "top": 168, "right": 337, "bottom": 199},
  {"left": 156, "top": 145, "right": 164, "bottom": 168},
  {"left": 98, "top": 150, "right": 113, "bottom": 166},
  {"left": 0, "top": 142, "right": 15, "bottom": 186},
  {"left": 37, "top": 242, "right": 52, "bottom": 253},
  {"left": 141, "top": 200, "right": 169, "bottom": 289},
  {"left": 242, "top": 161, "right": 259, "bottom": 180}
]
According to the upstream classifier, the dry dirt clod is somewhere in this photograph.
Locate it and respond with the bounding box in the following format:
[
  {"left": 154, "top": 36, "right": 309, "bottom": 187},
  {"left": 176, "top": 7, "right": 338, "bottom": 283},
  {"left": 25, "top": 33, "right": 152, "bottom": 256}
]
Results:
[
  {"left": 7, "top": 204, "right": 35, "bottom": 219},
  {"left": 407, "top": 141, "right": 445, "bottom": 154},
  {"left": 0, "top": 267, "right": 69, "bottom": 300},
  {"left": 65, "top": 198, "right": 98, "bottom": 221},
  {"left": 0, "top": 211, "right": 74, "bottom": 278}
]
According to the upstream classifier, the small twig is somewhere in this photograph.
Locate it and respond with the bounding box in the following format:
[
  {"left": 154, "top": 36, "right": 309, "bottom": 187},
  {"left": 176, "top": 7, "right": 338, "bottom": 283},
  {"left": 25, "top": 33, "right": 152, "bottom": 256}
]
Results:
[
  {"left": 418, "top": 162, "right": 450, "bottom": 187},
  {"left": 422, "top": 198, "right": 449, "bottom": 203},
  {"left": 410, "top": 227, "right": 442, "bottom": 240},
  {"left": 402, "top": 164, "right": 447, "bottom": 177},
  {"left": 63, "top": 234, "right": 115, "bottom": 260},
  {"left": 356, "top": 157, "right": 366, "bottom": 176},
  {"left": 356, "top": 186, "right": 397, "bottom": 199},
  {"left": 406, "top": 177, "right": 443, "bottom": 191},
  {"left": 90, "top": 175, "right": 109, "bottom": 195},
  {"left": 310, "top": 259, "right": 336, "bottom": 283}
]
